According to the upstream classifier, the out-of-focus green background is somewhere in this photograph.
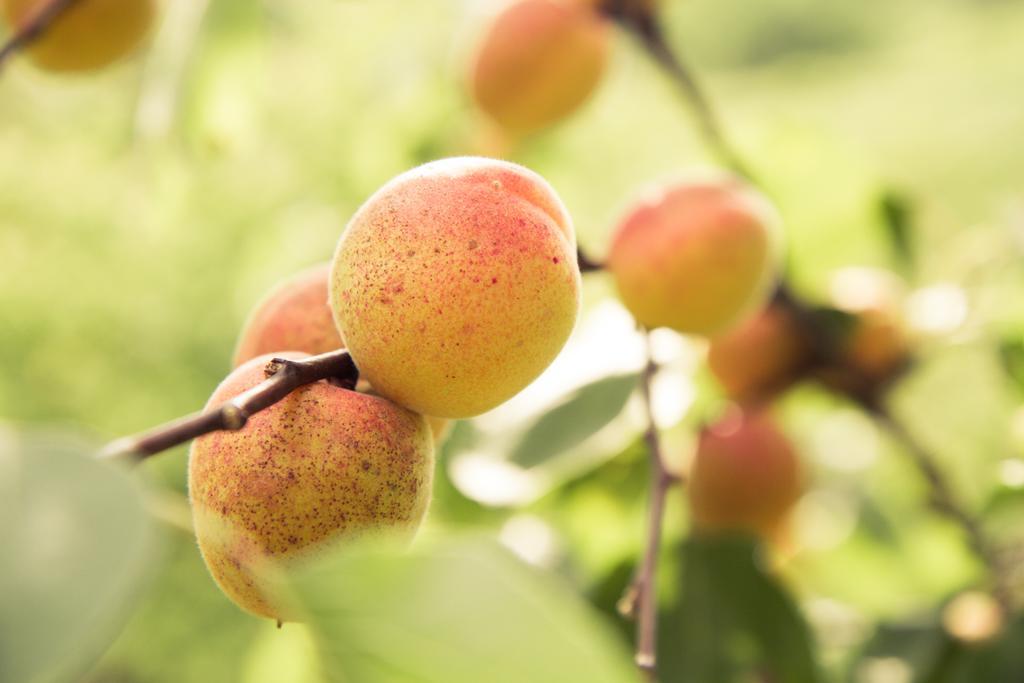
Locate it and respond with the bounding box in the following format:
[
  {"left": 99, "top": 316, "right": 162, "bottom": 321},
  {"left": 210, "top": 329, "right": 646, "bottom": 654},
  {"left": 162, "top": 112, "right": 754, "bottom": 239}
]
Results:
[{"left": 3, "top": 0, "right": 1024, "bottom": 681}]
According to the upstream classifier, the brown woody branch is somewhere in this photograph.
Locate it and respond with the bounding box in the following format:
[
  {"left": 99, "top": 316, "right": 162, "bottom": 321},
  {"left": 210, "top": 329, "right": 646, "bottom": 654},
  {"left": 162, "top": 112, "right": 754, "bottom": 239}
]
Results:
[
  {"left": 618, "top": 333, "right": 680, "bottom": 681},
  {"left": 0, "top": 0, "right": 82, "bottom": 70},
  {"left": 100, "top": 350, "right": 358, "bottom": 463}
]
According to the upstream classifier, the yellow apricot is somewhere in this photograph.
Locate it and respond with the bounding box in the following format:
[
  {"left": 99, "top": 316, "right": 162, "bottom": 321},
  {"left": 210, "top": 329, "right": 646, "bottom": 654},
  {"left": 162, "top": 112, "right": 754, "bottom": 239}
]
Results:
[
  {"left": 330, "top": 157, "right": 580, "bottom": 419},
  {"left": 688, "top": 410, "right": 803, "bottom": 541},
  {"left": 469, "top": 0, "right": 610, "bottom": 134},
  {"left": 188, "top": 353, "right": 434, "bottom": 620},
  {"left": 3, "top": 0, "right": 155, "bottom": 72},
  {"left": 608, "top": 176, "right": 782, "bottom": 336},
  {"left": 233, "top": 264, "right": 344, "bottom": 368},
  {"left": 707, "top": 302, "right": 812, "bottom": 404}
]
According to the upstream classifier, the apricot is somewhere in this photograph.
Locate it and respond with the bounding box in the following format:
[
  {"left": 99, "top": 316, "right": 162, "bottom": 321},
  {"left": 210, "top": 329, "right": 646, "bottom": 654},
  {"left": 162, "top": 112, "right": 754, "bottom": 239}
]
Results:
[
  {"left": 843, "top": 309, "right": 908, "bottom": 381},
  {"left": 2, "top": 0, "right": 155, "bottom": 72},
  {"left": 817, "top": 268, "right": 911, "bottom": 394},
  {"left": 233, "top": 264, "right": 343, "bottom": 368},
  {"left": 188, "top": 353, "right": 434, "bottom": 620},
  {"left": 330, "top": 157, "right": 580, "bottom": 419},
  {"left": 688, "top": 410, "right": 802, "bottom": 540},
  {"left": 707, "top": 302, "right": 812, "bottom": 404},
  {"left": 607, "top": 176, "right": 782, "bottom": 337},
  {"left": 469, "top": 0, "right": 610, "bottom": 134}
]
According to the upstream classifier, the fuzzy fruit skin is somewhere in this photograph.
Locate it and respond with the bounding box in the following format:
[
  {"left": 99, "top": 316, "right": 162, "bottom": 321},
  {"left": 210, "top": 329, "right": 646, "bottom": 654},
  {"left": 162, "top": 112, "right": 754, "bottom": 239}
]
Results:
[
  {"left": 470, "top": 0, "right": 609, "bottom": 134},
  {"left": 233, "top": 264, "right": 343, "bottom": 368},
  {"left": 608, "top": 177, "right": 781, "bottom": 337},
  {"left": 707, "top": 303, "right": 811, "bottom": 404},
  {"left": 330, "top": 157, "right": 580, "bottom": 419},
  {"left": 188, "top": 353, "right": 434, "bottom": 620},
  {"left": 3, "top": 0, "right": 155, "bottom": 72},
  {"left": 688, "top": 411, "right": 802, "bottom": 540}
]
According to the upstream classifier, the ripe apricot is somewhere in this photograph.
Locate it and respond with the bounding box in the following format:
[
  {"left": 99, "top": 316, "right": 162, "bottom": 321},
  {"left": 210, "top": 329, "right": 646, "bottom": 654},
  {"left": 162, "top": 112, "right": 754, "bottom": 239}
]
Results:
[
  {"left": 188, "top": 353, "right": 434, "bottom": 620},
  {"left": 607, "top": 176, "right": 782, "bottom": 337},
  {"left": 330, "top": 157, "right": 580, "bottom": 419},
  {"left": 233, "top": 264, "right": 343, "bottom": 368},
  {"left": 688, "top": 410, "right": 802, "bottom": 540},
  {"left": 469, "top": 0, "right": 610, "bottom": 134},
  {"left": 817, "top": 268, "right": 911, "bottom": 394},
  {"left": 2, "top": 0, "right": 155, "bottom": 72},
  {"left": 707, "top": 302, "right": 811, "bottom": 404}
]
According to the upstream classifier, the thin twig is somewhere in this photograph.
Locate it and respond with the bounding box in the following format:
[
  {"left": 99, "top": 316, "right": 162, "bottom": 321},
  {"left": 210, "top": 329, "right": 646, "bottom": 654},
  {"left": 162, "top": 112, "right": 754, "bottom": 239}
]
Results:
[
  {"left": 603, "top": 2, "right": 755, "bottom": 181},
  {"left": 100, "top": 350, "right": 358, "bottom": 463},
  {"left": 0, "top": 0, "right": 83, "bottom": 70},
  {"left": 862, "top": 400, "right": 1016, "bottom": 614},
  {"left": 624, "top": 333, "right": 680, "bottom": 681}
]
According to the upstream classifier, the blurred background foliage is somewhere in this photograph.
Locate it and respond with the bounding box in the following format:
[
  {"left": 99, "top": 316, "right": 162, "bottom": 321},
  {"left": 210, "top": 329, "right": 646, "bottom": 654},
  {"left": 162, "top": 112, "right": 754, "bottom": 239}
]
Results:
[{"left": 3, "top": 0, "right": 1024, "bottom": 681}]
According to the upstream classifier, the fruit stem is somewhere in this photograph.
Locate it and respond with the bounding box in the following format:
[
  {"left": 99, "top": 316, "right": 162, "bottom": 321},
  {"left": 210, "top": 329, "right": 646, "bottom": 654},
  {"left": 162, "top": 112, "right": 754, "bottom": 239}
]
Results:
[
  {"left": 628, "top": 332, "right": 682, "bottom": 681},
  {"left": 0, "top": 0, "right": 84, "bottom": 70},
  {"left": 99, "top": 349, "right": 358, "bottom": 463}
]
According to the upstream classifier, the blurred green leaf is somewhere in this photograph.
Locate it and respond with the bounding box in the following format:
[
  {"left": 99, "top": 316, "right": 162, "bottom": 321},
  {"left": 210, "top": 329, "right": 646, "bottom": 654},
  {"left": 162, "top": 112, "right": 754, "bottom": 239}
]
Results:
[
  {"left": 286, "top": 536, "right": 641, "bottom": 683},
  {"left": 0, "top": 432, "right": 157, "bottom": 683},
  {"left": 847, "top": 614, "right": 1024, "bottom": 683},
  {"left": 878, "top": 190, "right": 916, "bottom": 272},
  {"left": 659, "top": 536, "right": 822, "bottom": 683},
  {"left": 998, "top": 338, "right": 1024, "bottom": 397},
  {"left": 508, "top": 373, "right": 640, "bottom": 468},
  {"left": 845, "top": 620, "right": 946, "bottom": 683}
]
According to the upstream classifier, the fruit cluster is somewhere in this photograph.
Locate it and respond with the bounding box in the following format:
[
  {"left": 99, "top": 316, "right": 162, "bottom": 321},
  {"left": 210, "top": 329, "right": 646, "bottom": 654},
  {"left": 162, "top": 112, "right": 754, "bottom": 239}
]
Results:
[
  {"left": 189, "top": 157, "right": 581, "bottom": 620},
  {"left": 23, "top": 0, "right": 919, "bottom": 623}
]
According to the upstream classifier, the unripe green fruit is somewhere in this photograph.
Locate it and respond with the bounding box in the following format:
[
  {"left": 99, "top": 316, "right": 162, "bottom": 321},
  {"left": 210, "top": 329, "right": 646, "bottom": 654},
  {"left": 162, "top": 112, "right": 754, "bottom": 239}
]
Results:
[
  {"left": 2, "top": 0, "right": 155, "bottom": 72},
  {"left": 188, "top": 353, "right": 434, "bottom": 621},
  {"left": 608, "top": 176, "right": 781, "bottom": 336},
  {"left": 469, "top": 0, "right": 610, "bottom": 134},
  {"left": 707, "top": 302, "right": 811, "bottom": 404},
  {"left": 688, "top": 410, "right": 802, "bottom": 540},
  {"left": 233, "top": 264, "right": 343, "bottom": 368},
  {"left": 330, "top": 157, "right": 581, "bottom": 419}
]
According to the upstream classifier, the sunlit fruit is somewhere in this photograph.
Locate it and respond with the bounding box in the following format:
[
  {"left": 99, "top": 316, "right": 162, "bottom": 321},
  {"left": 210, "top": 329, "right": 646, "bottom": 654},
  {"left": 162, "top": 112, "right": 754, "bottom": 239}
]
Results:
[
  {"left": 469, "top": 0, "right": 610, "bottom": 134},
  {"left": 330, "top": 156, "right": 581, "bottom": 419},
  {"left": 607, "top": 175, "right": 782, "bottom": 337},
  {"left": 188, "top": 353, "right": 434, "bottom": 620},
  {"left": 707, "top": 301, "right": 812, "bottom": 404},
  {"left": 688, "top": 409, "right": 802, "bottom": 540},
  {"left": 2, "top": 0, "right": 155, "bottom": 72}
]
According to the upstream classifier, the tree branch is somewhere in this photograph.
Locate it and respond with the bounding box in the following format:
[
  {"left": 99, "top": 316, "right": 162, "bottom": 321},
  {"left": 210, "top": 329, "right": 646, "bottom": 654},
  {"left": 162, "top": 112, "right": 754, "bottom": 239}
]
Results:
[
  {"left": 602, "top": 1, "right": 755, "bottom": 181},
  {"left": 0, "top": 0, "right": 83, "bottom": 70},
  {"left": 100, "top": 350, "right": 358, "bottom": 464},
  {"left": 619, "top": 333, "right": 680, "bottom": 681},
  {"left": 602, "top": 0, "right": 1018, "bottom": 614},
  {"left": 860, "top": 400, "right": 1016, "bottom": 614}
]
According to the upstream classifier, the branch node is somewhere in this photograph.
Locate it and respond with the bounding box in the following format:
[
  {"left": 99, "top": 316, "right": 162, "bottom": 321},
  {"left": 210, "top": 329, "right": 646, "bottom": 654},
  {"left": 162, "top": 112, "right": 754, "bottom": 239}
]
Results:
[{"left": 221, "top": 404, "right": 248, "bottom": 431}]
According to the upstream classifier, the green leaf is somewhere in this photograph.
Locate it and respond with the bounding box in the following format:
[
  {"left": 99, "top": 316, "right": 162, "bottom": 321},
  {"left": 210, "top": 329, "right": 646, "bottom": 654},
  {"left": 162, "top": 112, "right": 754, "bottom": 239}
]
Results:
[
  {"left": 0, "top": 431, "right": 158, "bottom": 683},
  {"left": 878, "top": 189, "right": 916, "bottom": 271},
  {"left": 508, "top": 373, "right": 640, "bottom": 468},
  {"left": 848, "top": 614, "right": 1024, "bottom": 683},
  {"left": 659, "top": 536, "right": 822, "bottom": 683},
  {"left": 998, "top": 337, "right": 1024, "bottom": 397},
  {"left": 285, "top": 536, "right": 642, "bottom": 683}
]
